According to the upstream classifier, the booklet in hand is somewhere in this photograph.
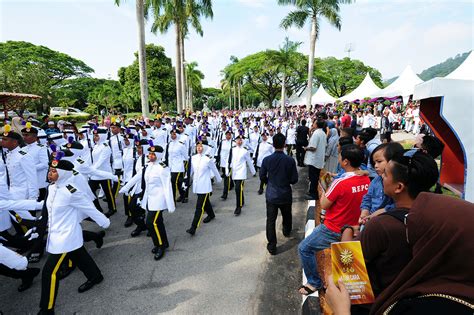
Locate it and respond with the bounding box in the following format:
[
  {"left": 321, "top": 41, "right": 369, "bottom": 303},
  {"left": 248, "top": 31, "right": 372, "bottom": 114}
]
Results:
[{"left": 331, "top": 241, "right": 375, "bottom": 305}]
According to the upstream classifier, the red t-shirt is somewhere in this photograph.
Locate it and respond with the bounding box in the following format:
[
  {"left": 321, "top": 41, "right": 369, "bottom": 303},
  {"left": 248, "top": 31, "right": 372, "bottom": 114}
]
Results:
[
  {"left": 324, "top": 173, "right": 370, "bottom": 233},
  {"left": 341, "top": 114, "right": 352, "bottom": 128}
]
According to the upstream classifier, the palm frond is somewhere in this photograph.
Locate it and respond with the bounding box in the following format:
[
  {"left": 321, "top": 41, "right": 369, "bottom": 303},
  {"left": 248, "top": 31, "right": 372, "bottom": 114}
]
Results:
[{"left": 280, "top": 9, "right": 309, "bottom": 29}]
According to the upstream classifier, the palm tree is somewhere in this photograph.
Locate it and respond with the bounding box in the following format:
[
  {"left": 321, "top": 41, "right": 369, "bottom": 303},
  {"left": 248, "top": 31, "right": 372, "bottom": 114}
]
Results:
[
  {"left": 279, "top": 0, "right": 353, "bottom": 108},
  {"left": 269, "top": 37, "right": 302, "bottom": 113},
  {"left": 185, "top": 61, "right": 204, "bottom": 111},
  {"left": 151, "top": 0, "right": 213, "bottom": 113},
  {"left": 114, "top": 0, "right": 151, "bottom": 117}
]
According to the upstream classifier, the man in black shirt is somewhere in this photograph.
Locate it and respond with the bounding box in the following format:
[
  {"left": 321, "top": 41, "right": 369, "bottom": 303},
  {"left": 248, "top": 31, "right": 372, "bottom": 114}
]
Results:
[
  {"left": 260, "top": 133, "right": 298, "bottom": 255},
  {"left": 295, "top": 119, "right": 309, "bottom": 167}
]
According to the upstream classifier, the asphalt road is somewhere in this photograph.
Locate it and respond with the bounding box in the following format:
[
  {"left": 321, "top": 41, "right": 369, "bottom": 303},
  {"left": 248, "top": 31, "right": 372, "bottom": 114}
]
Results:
[{"left": 1, "top": 165, "right": 309, "bottom": 314}]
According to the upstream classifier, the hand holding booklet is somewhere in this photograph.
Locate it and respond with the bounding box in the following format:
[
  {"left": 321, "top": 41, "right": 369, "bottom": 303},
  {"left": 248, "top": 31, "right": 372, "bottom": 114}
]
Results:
[{"left": 331, "top": 241, "right": 375, "bottom": 305}]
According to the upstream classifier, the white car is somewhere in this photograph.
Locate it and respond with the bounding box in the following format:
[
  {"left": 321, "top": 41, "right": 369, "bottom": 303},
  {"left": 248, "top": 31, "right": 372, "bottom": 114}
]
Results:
[{"left": 50, "top": 107, "right": 89, "bottom": 117}]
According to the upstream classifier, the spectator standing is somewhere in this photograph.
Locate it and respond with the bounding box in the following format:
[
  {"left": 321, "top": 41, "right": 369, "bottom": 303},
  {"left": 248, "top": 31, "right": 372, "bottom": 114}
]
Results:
[
  {"left": 259, "top": 133, "right": 298, "bottom": 255},
  {"left": 295, "top": 119, "right": 309, "bottom": 167},
  {"left": 340, "top": 110, "right": 352, "bottom": 129},
  {"left": 304, "top": 119, "right": 326, "bottom": 200}
]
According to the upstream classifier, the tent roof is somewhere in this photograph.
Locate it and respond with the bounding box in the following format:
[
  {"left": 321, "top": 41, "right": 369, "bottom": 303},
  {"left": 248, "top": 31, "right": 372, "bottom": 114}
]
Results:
[
  {"left": 446, "top": 51, "right": 473, "bottom": 80},
  {"left": 375, "top": 65, "right": 423, "bottom": 98},
  {"left": 311, "top": 84, "right": 335, "bottom": 105},
  {"left": 339, "top": 73, "right": 382, "bottom": 102},
  {"left": 0, "top": 92, "right": 42, "bottom": 111},
  {"left": 288, "top": 86, "right": 317, "bottom": 105}
]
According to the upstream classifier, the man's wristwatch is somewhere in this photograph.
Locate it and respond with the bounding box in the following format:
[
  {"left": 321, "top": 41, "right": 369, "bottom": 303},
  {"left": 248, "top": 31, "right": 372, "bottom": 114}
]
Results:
[{"left": 341, "top": 224, "right": 355, "bottom": 234}]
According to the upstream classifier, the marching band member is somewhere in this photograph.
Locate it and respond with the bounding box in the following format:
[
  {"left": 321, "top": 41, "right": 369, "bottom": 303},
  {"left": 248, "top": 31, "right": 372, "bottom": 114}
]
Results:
[
  {"left": 216, "top": 129, "right": 234, "bottom": 200},
  {"left": 163, "top": 128, "right": 188, "bottom": 202},
  {"left": 254, "top": 131, "right": 274, "bottom": 195}
]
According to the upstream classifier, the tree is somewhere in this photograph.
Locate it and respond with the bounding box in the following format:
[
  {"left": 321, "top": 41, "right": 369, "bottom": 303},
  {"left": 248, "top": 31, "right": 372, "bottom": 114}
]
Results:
[
  {"left": 114, "top": 0, "right": 151, "bottom": 117},
  {"left": 151, "top": 0, "right": 213, "bottom": 113},
  {"left": 314, "top": 57, "right": 383, "bottom": 97},
  {"left": 267, "top": 37, "right": 302, "bottom": 113},
  {"left": 54, "top": 77, "right": 109, "bottom": 109},
  {"left": 185, "top": 61, "right": 204, "bottom": 111},
  {"left": 279, "top": 0, "right": 353, "bottom": 108},
  {"left": 118, "top": 44, "right": 176, "bottom": 111},
  {"left": 0, "top": 41, "right": 93, "bottom": 112}
]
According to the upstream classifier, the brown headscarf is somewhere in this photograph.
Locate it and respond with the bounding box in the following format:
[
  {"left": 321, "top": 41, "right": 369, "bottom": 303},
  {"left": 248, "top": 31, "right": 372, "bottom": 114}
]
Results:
[{"left": 371, "top": 192, "right": 474, "bottom": 314}]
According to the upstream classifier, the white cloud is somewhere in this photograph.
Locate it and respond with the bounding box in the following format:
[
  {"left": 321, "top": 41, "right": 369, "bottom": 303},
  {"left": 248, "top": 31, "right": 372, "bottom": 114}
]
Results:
[
  {"left": 255, "top": 15, "right": 270, "bottom": 28},
  {"left": 237, "top": 0, "right": 266, "bottom": 8}
]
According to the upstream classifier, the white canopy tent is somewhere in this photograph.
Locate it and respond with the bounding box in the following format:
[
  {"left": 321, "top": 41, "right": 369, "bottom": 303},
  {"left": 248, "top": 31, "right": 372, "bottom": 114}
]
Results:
[
  {"left": 311, "top": 84, "right": 336, "bottom": 105},
  {"left": 288, "top": 87, "right": 316, "bottom": 106},
  {"left": 339, "top": 73, "right": 382, "bottom": 102},
  {"left": 375, "top": 65, "right": 423, "bottom": 104},
  {"left": 413, "top": 51, "right": 474, "bottom": 201}
]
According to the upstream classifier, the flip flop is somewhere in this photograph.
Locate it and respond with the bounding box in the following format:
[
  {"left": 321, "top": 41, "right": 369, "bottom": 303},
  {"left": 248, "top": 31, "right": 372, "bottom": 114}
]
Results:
[{"left": 298, "top": 285, "right": 317, "bottom": 296}]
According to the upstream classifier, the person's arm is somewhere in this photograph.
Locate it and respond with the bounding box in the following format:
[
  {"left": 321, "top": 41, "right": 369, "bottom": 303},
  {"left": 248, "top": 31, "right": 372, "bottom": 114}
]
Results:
[
  {"left": 0, "top": 200, "right": 43, "bottom": 211},
  {"left": 208, "top": 158, "right": 222, "bottom": 183},
  {"left": 325, "top": 275, "right": 351, "bottom": 315},
  {"left": 290, "top": 159, "right": 298, "bottom": 185},
  {"left": 245, "top": 151, "right": 256, "bottom": 176},
  {"left": 259, "top": 159, "right": 268, "bottom": 184},
  {"left": 0, "top": 245, "right": 28, "bottom": 270},
  {"left": 90, "top": 146, "right": 110, "bottom": 171},
  {"left": 72, "top": 190, "right": 110, "bottom": 229},
  {"left": 320, "top": 193, "right": 334, "bottom": 210},
  {"left": 20, "top": 154, "right": 38, "bottom": 200}
]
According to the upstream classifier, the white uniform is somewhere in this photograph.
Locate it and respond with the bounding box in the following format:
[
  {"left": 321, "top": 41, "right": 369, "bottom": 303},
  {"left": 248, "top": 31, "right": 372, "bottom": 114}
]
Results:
[
  {"left": 191, "top": 153, "right": 222, "bottom": 194},
  {"left": 286, "top": 127, "right": 296, "bottom": 145},
  {"left": 218, "top": 139, "right": 232, "bottom": 168},
  {"left": 90, "top": 142, "right": 113, "bottom": 180},
  {"left": 45, "top": 182, "right": 110, "bottom": 254},
  {"left": 227, "top": 146, "right": 256, "bottom": 180},
  {"left": 256, "top": 141, "right": 274, "bottom": 168},
  {"left": 152, "top": 127, "right": 168, "bottom": 148},
  {"left": 164, "top": 140, "right": 187, "bottom": 173},
  {"left": 109, "top": 133, "right": 124, "bottom": 170},
  {"left": 26, "top": 142, "right": 49, "bottom": 189}
]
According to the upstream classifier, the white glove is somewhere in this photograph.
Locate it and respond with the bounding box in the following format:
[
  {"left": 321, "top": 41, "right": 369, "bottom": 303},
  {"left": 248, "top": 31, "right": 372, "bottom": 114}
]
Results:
[
  {"left": 112, "top": 175, "right": 119, "bottom": 182},
  {"left": 24, "top": 228, "right": 39, "bottom": 240},
  {"left": 35, "top": 201, "right": 44, "bottom": 210},
  {"left": 137, "top": 198, "right": 142, "bottom": 205}
]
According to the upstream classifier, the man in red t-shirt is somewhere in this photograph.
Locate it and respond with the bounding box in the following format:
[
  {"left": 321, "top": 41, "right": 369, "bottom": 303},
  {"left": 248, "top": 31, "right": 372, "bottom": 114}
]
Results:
[
  {"left": 298, "top": 144, "right": 369, "bottom": 295},
  {"left": 340, "top": 109, "right": 352, "bottom": 129}
]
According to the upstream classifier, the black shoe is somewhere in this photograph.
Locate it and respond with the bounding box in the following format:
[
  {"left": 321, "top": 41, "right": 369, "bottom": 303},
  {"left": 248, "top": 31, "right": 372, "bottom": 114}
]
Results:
[
  {"left": 18, "top": 268, "right": 40, "bottom": 292},
  {"left": 154, "top": 247, "right": 165, "bottom": 260},
  {"left": 78, "top": 275, "right": 104, "bottom": 293},
  {"left": 282, "top": 229, "right": 291, "bottom": 237},
  {"left": 151, "top": 246, "right": 159, "bottom": 254},
  {"left": 220, "top": 194, "right": 227, "bottom": 200},
  {"left": 105, "top": 210, "right": 117, "bottom": 218},
  {"left": 131, "top": 227, "right": 145, "bottom": 237},
  {"left": 203, "top": 215, "right": 215, "bottom": 223},
  {"left": 95, "top": 231, "right": 106, "bottom": 249},
  {"left": 28, "top": 252, "right": 42, "bottom": 263},
  {"left": 124, "top": 216, "right": 133, "bottom": 227},
  {"left": 234, "top": 207, "right": 241, "bottom": 216},
  {"left": 186, "top": 227, "right": 196, "bottom": 236},
  {"left": 258, "top": 189, "right": 263, "bottom": 195},
  {"left": 37, "top": 309, "right": 55, "bottom": 315},
  {"left": 267, "top": 247, "right": 277, "bottom": 255},
  {"left": 182, "top": 198, "right": 188, "bottom": 203},
  {"left": 176, "top": 196, "right": 184, "bottom": 202},
  {"left": 146, "top": 230, "right": 151, "bottom": 237}
]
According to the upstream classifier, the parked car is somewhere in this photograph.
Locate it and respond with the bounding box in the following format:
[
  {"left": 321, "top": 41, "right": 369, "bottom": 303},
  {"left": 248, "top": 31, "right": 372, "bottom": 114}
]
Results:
[
  {"left": 0, "top": 110, "right": 37, "bottom": 119},
  {"left": 50, "top": 107, "right": 89, "bottom": 117}
]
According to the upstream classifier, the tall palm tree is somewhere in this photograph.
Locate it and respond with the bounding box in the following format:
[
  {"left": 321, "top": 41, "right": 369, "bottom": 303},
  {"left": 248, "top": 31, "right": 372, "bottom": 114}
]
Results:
[
  {"left": 115, "top": 0, "right": 151, "bottom": 116},
  {"left": 279, "top": 0, "right": 353, "bottom": 108},
  {"left": 185, "top": 61, "right": 204, "bottom": 111},
  {"left": 269, "top": 37, "right": 302, "bottom": 113},
  {"left": 151, "top": 0, "right": 213, "bottom": 113}
]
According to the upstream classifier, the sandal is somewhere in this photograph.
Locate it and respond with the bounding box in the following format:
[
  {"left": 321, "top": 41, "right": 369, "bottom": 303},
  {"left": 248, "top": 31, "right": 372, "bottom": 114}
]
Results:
[{"left": 298, "top": 285, "right": 317, "bottom": 295}]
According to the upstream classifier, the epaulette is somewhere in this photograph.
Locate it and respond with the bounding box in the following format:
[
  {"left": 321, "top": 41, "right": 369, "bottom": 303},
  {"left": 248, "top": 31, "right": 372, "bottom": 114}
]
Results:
[
  {"left": 19, "top": 150, "right": 27, "bottom": 155},
  {"left": 162, "top": 127, "right": 167, "bottom": 130},
  {"left": 103, "top": 143, "right": 108, "bottom": 146},
  {"left": 184, "top": 133, "right": 189, "bottom": 136},
  {"left": 159, "top": 162, "right": 167, "bottom": 168},
  {"left": 37, "top": 143, "right": 45, "bottom": 147},
  {"left": 72, "top": 170, "right": 79, "bottom": 176},
  {"left": 77, "top": 158, "right": 85, "bottom": 164},
  {"left": 179, "top": 141, "right": 185, "bottom": 145},
  {"left": 207, "top": 144, "right": 214, "bottom": 148},
  {"left": 66, "top": 184, "right": 77, "bottom": 193},
  {"left": 205, "top": 154, "right": 212, "bottom": 159}
]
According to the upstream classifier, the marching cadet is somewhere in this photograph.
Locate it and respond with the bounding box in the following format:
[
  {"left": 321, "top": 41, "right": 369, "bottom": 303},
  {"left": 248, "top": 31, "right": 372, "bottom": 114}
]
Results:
[
  {"left": 163, "top": 128, "right": 188, "bottom": 202},
  {"left": 216, "top": 129, "right": 234, "bottom": 200},
  {"left": 253, "top": 131, "right": 274, "bottom": 195},
  {"left": 226, "top": 133, "right": 256, "bottom": 216},
  {"left": 21, "top": 122, "right": 49, "bottom": 201},
  {"left": 38, "top": 154, "right": 110, "bottom": 315},
  {"left": 109, "top": 119, "right": 124, "bottom": 201},
  {"left": 120, "top": 141, "right": 175, "bottom": 260},
  {"left": 89, "top": 127, "right": 116, "bottom": 217},
  {"left": 177, "top": 123, "right": 191, "bottom": 203},
  {"left": 285, "top": 121, "right": 297, "bottom": 156},
  {"left": 152, "top": 118, "right": 168, "bottom": 148},
  {"left": 121, "top": 131, "right": 136, "bottom": 227},
  {"left": 2, "top": 125, "right": 38, "bottom": 222},
  {"left": 248, "top": 125, "right": 261, "bottom": 158},
  {"left": 186, "top": 140, "right": 222, "bottom": 235}
]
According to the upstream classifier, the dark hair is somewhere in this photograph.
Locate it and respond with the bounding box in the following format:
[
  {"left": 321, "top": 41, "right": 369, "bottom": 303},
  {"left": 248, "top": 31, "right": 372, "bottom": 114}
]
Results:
[
  {"left": 316, "top": 119, "right": 326, "bottom": 129},
  {"left": 370, "top": 142, "right": 404, "bottom": 167},
  {"left": 341, "top": 128, "right": 355, "bottom": 138},
  {"left": 364, "top": 127, "right": 378, "bottom": 139},
  {"left": 390, "top": 151, "right": 439, "bottom": 199},
  {"left": 421, "top": 135, "right": 444, "bottom": 158},
  {"left": 339, "top": 136, "right": 354, "bottom": 147},
  {"left": 341, "top": 144, "right": 365, "bottom": 168},
  {"left": 357, "top": 132, "right": 373, "bottom": 145},
  {"left": 272, "top": 133, "right": 286, "bottom": 149},
  {"left": 301, "top": 119, "right": 307, "bottom": 126}
]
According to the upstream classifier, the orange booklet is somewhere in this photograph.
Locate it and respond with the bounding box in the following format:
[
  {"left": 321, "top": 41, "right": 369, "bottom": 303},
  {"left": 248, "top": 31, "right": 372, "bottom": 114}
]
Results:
[{"left": 331, "top": 241, "right": 375, "bottom": 305}]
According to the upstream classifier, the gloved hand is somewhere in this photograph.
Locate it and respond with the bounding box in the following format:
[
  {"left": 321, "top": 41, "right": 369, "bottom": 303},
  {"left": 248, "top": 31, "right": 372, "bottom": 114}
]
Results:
[
  {"left": 35, "top": 201, "right": 44, "bottom": 210},
  {"left": 24, "top": 228, "right": 39, "bottom": 241}
]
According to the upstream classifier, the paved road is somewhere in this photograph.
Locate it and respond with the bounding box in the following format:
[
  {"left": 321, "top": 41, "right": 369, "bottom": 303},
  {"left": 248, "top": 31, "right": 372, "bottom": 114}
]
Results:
[{"left": 1, "top": 167, "right": 308, "bottom": 314}]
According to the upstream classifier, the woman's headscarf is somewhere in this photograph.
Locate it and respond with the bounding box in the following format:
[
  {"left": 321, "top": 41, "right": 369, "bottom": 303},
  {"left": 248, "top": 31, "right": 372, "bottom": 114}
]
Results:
[
  {"left": 325, "top": 128, "right": 339, "bottom": 158},
  {"left": 11, "top": 117, "right": 23, "bottom": 133},
  {"left": 371, "top": 192, "right": 474, "bottom": 314}
]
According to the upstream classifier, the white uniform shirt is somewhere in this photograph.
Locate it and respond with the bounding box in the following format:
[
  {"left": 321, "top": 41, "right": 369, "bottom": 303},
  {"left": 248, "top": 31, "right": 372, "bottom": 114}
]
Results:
[
  {"left": 191, "top": 153, "right": 222, "bottom": 194},
  {"left": 248, "top": 132, "right": 260, "bottom": 153},
  {"left": 122, "top": 144, "right": 135, "bottom": 183},
  {"left": 256, "top": 141, "right": 274, "bottom": 168},
  {"left": 286, "top": 127, "right": 296, "bottom": 145},
  {"left": 90, "top": 142, "right": 113, "bottom": 180},
  {"left": 165, "top": 140, "right": 187, "bottom": 173},
  {"left": 228, "top": 146, "right": 256, "bottom": 180},
  {"left": 218, "top": 139, "right": 232, "bottom": 168},
  {"left": 152, "top": 127, "right": 168, "bottom": 148},
  {"left": 109, "top": 134, "right": 124, "bottom": 170},
  {"left": 6, "top": 146, "right": 38, "bottom": 200},
  {"left": 27, "top": 142, "right": 49, "bottom": 189}
]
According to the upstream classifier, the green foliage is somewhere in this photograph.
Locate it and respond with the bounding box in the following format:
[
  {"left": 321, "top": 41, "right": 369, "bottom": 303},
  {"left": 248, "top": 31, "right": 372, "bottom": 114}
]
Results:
[
  {"left": 314, "top": 57, "right": 383, "bottom": 97},
  {"left": 49, "top": 114, "right": 91, "bottom": 123},
  {"left": 419, "top": 51, "right": 471, "bottom": 81},
  {"left": 118, "top": 44, "right": 176, "bottom": 111},
  {"left": 83, "top": 103, "right": 98, "bottom": 115},
  {"left": 0, "top": 41, "right": 94, "bottom": 113}
]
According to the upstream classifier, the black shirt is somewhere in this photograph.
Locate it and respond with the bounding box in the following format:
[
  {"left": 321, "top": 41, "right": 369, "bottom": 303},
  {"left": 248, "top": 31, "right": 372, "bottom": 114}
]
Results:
[
  {"left": 296, "top": 125, "right": 309, "bottom": 145},
  {"left": 260, "top": 151, "right": 298, "bottom": 204}
]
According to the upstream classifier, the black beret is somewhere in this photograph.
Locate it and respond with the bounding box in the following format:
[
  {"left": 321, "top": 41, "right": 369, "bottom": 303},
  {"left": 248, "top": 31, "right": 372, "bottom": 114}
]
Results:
[
  {"left": 50, "top": 159, "right": 74, "bottom": 171},
  {"left": 148, "top": 145, "right": 164, "bottom": 153},
  {"left": 2, "top": 130, "right": 23, "bottom": 141}
]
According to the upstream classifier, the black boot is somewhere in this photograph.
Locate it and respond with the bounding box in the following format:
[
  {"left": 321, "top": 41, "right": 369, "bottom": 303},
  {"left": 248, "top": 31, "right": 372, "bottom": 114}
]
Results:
[
  {"left": 234, "top": 207, "right": 241, "bottom": 216},
  {"left": 18, "top": 267, "right": 40, "bottom": 292},
  {"left": 95, "top": 231, "right": 106, "bottom": 249},
  {"left": 123, "top": 216, "right": 133, "bottom": 227},
  {"left": 186, "top": 227, "right": 196, "bottom": 235},
  {"left": 154, "top": 247, "right": 165, "bottom": 260},
  {"left": 78, "top": 275, "right": 104, "bottom": 293}
]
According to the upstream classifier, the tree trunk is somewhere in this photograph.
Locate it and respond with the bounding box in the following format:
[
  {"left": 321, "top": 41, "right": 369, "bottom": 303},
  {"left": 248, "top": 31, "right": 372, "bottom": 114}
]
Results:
[
  {"left": 307, "top": 16, "right": 317, "bottom": 110},
  {"left": 190, "top": 87, "right": 193, "bottom": 111},
  {"left": 175, "top": 24, "right": 183, "bottom": 113},
  {"left": 180, "top": 33, "right": 187, "bottom": 111},
  {"left": 238, "top": 81, "right": 241, "bottom": 110},
  {"left": 280, "top": 71, "right": 286, "bottom": 114},
  {"left": 136, "top": 0, "right": 149, "bottom": 117},
  {"left": 233, "top": 83, "right": 237, "bottom": 111}
]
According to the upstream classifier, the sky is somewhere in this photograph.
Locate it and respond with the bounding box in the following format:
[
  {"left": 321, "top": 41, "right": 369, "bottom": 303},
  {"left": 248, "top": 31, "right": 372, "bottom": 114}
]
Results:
[{"left": 1, "top": 0, "right": 473, "bottom": 88}]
